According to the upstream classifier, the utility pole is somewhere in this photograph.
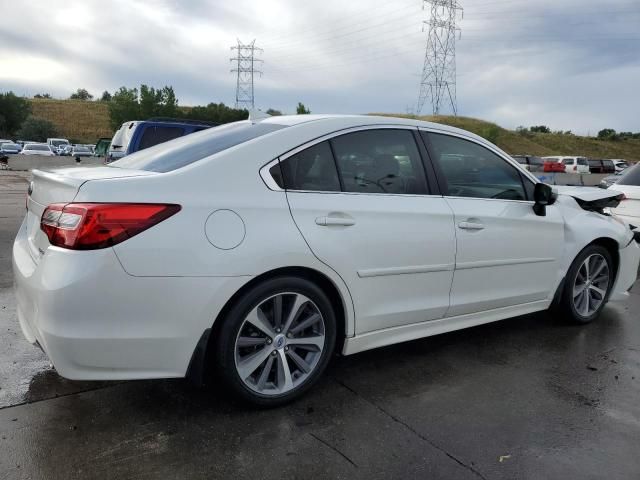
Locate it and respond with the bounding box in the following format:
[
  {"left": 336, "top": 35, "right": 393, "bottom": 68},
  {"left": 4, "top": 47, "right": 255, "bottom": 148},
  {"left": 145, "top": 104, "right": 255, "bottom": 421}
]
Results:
[
  {"left": 230, "top": 39, "right": 263, "bottom": 110},
  {"left": 416, "top": 1, "right": 463, "bottom": 116}
]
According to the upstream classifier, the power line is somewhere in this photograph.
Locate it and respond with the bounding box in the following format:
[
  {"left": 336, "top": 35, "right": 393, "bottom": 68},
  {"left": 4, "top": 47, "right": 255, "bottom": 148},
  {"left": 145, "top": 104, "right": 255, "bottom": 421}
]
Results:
[
  {"left": 417, "top": 0, "right": 463, "bottom": 116},
  {"left": 230, "top": 39, "right": 262, "bottom": 110}
]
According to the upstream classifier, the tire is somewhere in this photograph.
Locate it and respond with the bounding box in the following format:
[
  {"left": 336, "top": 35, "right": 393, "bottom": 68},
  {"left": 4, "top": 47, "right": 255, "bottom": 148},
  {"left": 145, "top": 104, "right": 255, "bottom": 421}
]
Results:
[
  {"left": 557, "top": 244, "right": 615, "bottom": 324},
  {"left": 214, "top": 276, "right": 337, "bottom": 407}
]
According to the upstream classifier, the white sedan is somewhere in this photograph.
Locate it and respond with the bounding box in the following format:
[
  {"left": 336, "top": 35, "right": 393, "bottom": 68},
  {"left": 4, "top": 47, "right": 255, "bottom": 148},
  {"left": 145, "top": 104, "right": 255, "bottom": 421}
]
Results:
[
  {"left": 13, "top": 115, "right": 640, "bottom": 406},
  {"left": 609, "top": 162, "right": 640, "bottom": 226},
  {"left": 19, "top": 143, "right": 55, "bottom": 156}
]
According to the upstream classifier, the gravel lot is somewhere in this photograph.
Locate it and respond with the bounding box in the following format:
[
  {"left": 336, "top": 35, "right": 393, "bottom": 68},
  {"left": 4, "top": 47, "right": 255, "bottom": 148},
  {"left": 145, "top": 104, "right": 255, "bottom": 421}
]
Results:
[{"left": 0, "top": 170, "right": 639, "bottom": 479}]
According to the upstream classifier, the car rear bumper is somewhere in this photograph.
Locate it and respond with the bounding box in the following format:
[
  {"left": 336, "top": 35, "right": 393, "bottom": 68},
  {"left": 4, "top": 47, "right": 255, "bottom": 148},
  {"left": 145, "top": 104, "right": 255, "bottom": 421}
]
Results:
[
  {"left": 13, "top": 218, "right": 248, "bottom": 380},
  {"left": 609, "top": 238, "right": 640, "bottom": 301}
]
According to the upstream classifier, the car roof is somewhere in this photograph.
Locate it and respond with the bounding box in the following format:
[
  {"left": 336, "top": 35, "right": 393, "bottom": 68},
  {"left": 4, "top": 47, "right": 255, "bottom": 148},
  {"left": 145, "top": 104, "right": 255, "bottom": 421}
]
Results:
[{"left": 258, "top": 114, "right": 493, "bottom": 144}]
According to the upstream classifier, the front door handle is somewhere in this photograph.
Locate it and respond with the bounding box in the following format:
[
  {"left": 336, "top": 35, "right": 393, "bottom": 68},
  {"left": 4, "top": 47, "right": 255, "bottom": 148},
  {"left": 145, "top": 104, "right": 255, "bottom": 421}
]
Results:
[
  {"left": 315, "top": 216, "right": 356, "bottom": 227},
  {"left": 458, "top": 221, "right": 485, "bottom": 231}
]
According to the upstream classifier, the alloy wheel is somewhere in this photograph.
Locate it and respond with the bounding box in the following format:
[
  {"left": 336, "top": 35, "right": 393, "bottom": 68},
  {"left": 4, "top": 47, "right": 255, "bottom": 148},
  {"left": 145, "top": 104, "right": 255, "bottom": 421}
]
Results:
[
  {"left": 572, "top": 253, "right": 610, "bottom": 317},
  {"left": 234, "top": 292, "right": 326, "bottom": 396}
]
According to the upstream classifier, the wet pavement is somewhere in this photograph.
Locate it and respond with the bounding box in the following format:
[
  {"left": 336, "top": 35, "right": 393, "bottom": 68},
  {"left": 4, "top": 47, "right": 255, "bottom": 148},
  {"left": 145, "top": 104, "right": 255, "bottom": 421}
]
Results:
[{"left": 0, "top": 170, "right": 639, "bottom": 479}]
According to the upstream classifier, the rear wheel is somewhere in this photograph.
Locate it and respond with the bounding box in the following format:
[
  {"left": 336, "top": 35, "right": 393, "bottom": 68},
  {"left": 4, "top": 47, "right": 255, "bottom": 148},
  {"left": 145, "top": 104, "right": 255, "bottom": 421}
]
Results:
[
  {"left": 557, "top": 245, "right": 614, "bottom": 324},
  {"left": 215, "top": 276, "right": 336, "bottom": 407}
]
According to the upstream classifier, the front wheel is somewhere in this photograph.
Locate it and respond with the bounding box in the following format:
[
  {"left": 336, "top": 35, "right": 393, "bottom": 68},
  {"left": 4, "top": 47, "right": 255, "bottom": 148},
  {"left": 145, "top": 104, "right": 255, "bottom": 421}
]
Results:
[
  {"left": 215, "top": 276, "right": 336, "bottom": 407},
  {"left": 557, "top": 244, "right": 614, "bottom": 324}
]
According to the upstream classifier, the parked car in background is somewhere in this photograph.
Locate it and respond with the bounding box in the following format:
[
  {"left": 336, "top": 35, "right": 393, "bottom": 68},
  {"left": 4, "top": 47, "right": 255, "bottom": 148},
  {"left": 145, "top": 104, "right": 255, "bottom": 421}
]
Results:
[
  {"left": 599, "top": 171, "right": 625, "bottom": 188},
  {"left": 588, "top": 159, "right": 616, "bottom": 174},
  {"left": 106, "top": 118, "right": 218, "bottom": 162},
  {"left": 20, "top": 143, "right": 55, "bottom": 156},
  {"left": 609, "top": 163, "right": 640, "bottom": 225},
  {"left": 542, "top": 158, "right": 566, "bottom": 173},
  {"left": 544, "top": 156, "right": 589, "bottom": 174},
  {"left": 610, "top": 159, "right": 630, "bottom": 173},
  {"left": 56, "top": 145, "right": 72, "bottom": 156},
  {"left": 71, "top": 145, "right": 92, "bottom": 159},
  {"left": 512, "top": 155, "right": 544, "bottom": 172},
  {"left": 47, "top": 138, "right": 70, "bottom": 153},
  {"left": 94, "top": 138, "right": 111, "bottom": 157},
  {"left": 0, "top": 142, "right": 22, "bottom": 154},
  {"left": 13, "top": 115, "right": 639, "bottom": 406}
]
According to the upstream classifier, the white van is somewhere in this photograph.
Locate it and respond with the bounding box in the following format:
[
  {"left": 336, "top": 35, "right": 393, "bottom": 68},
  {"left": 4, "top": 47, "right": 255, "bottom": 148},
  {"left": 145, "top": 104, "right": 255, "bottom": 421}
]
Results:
[
  {"left": 544, "top": 156, "right": 590, "bottom": 174},
  {"left": 47, "top": 138, "right": 70, "bottom": 153}
]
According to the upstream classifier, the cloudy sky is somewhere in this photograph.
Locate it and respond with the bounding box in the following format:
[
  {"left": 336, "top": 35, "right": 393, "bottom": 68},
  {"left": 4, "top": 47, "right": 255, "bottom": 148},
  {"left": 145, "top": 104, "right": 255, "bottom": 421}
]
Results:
[{"left": 0, "top": 0, "right": 638, "bottom": 133}]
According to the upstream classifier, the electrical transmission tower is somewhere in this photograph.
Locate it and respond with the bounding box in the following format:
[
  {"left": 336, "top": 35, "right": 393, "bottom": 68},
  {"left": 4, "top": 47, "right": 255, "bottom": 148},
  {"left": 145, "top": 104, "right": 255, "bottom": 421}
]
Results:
[
  {"left": 230, "top": 39, "right": 263, "bottom": 109},
  {"left": 416, "top": 1, "right": 463, "bottom": 116}
]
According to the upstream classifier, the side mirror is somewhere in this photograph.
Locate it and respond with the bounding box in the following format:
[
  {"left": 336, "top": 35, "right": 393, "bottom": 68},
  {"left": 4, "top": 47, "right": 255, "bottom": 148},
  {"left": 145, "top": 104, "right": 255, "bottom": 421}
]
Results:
[{"left": 533, "top": 183, "right": 556, "bottom": 216}]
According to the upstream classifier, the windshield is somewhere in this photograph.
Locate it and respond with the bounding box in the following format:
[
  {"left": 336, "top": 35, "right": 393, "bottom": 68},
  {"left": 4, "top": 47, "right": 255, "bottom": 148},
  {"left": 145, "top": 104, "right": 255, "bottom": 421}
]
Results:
[
  {"left": 74, "top": 146, "right": 89, "bottom": 152},
  {"left": 50, "top": 140, "right": 68, "bottom": 147},
  {"left": 110, "top": 121, "right": 287, "bottom": 173},
  {"left": 617, "top": 163, "right": 640, "bottom": 186},
  {"left": 27, "top": 144, "right": 50, "bottom": 151}
]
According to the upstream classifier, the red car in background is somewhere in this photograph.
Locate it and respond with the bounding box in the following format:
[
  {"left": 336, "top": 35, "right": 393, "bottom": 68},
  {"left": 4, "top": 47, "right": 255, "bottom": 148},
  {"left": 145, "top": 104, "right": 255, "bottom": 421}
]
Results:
[{"left": 543, "top": 159, "right": 566, "bottom": 173}]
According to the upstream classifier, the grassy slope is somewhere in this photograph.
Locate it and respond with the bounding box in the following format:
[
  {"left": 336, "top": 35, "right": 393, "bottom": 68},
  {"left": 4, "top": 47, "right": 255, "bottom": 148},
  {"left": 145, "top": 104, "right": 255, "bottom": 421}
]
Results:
[
  {"left": 29, "top": 99, "right": 113, "bottom": 143},
  {"left": 27, "top": 100, "right": 640, "bottom": 161},
  {"left": 376, "top": 114, "right": 640, "bottom": 162}
]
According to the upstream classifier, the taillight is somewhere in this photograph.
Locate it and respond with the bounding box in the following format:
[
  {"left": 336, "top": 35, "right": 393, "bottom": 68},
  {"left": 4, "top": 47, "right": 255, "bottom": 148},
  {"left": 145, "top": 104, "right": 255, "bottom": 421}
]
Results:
[{"left": 41, "top": 203, "right": 181, "bottom": 250}]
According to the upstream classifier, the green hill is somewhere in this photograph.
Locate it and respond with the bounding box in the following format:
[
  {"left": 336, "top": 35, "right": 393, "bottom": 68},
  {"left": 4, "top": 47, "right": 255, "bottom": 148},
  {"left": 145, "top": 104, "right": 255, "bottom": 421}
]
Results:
[
  {"left": 26, "top": 99, "right": 640, "bottom": 161},
  {"left": 379, "top": 114, "right": 640, "bottom": 162}
]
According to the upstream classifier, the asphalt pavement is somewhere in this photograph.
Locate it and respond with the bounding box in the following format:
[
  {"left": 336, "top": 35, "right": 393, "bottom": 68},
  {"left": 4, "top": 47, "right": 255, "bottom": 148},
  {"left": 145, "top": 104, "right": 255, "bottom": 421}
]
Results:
[{"left": 0, "top": 170, "right": 638, "bottom": 479}]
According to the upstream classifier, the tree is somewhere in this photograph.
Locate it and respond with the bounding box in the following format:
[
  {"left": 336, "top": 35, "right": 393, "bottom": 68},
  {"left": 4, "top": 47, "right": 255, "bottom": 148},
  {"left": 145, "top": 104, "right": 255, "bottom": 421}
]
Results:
[
  {"left": 266, "top": 108, "right": 282, "bottom": 116},
  {"left": 33, "top": 93, "right": 52, "bottom": 99},
  {"left": 16, "top": 116, "right": 58, "bottom": 142},
  {"left": 108, "top": 86, "right": 139, "bottom": 129},
  {"left": 0, "top": 92, "right": 31, "bottom": 136},
  {"left": 182, "top": 102, "right": 248, "bottom": 124},
  {"left": 100, "top": 90, "right": 112, "bottom": 102},
  {"left": 296, "top": 102, "right": 310, "bottom": 114},
  {"left": 529, "top": 125, "right": 550, "bottom": 133},
  {"left": 70, "top": 88, "right": 93, "bottom": 101},
  {"left": 139, "top": 85, "right": 178, "bottom": 118},
  {"left": 598, "top": 128, "right": 618, "bottom": 141}
]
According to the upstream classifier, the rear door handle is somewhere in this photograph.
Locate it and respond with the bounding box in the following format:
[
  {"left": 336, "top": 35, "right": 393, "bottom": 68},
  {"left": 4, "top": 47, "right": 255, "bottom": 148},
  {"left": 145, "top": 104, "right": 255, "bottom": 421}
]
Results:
[
  {"left": 458, "top": 221, "right": 485, "bottom": 231},
  {"left": 315, "top": 216, "right": 356, "bottom": 227}
]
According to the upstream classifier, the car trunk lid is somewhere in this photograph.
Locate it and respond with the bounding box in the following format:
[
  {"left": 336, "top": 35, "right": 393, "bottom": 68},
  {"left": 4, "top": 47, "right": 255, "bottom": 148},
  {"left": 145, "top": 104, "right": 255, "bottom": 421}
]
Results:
[{"left": 25, "top": 166, "right": 155, "bottom": 261}]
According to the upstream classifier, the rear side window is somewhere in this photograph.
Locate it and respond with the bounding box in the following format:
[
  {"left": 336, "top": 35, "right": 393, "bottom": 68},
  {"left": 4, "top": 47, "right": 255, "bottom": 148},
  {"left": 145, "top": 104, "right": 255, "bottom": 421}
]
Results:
[
  {"left": 617, "top": 163, "right": 640, "bottom": 186},
  {"left": 279, "top": 141, "right": 340, "bottom": 192},
  {"left": 331, "top": 129, "right": 428, "bottom": 194},
  {"left": 425, "top": 132, "right": 527, "bottom": 201},
  {"left": 137, "top": 126, "right": 185, "bottom": 151},
  {"left": 110, "top": 122, "right": 286, "bottom": 173}
]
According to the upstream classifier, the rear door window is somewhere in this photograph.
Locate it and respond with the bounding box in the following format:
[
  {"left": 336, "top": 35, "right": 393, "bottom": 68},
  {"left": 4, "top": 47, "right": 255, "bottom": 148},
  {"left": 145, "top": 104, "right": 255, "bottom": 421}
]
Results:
[
  {"left": 137, "top": 126, "right": 185, "bottom": 151},
  {"left": 330, "top": 129, "right": 428, "bottom": 194}
]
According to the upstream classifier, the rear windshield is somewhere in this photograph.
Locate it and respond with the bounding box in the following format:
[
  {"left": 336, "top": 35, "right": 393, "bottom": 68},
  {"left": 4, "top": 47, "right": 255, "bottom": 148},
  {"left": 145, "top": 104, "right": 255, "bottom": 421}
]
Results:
[
  {"left": 529, "top": 156, "right": 543, "bottom": 165},
  {"left": 110, "top": 122, "right": 287, "bottom": 172},
  {"left": 617, "top": 163, "right": 640, "bottom": 186}
]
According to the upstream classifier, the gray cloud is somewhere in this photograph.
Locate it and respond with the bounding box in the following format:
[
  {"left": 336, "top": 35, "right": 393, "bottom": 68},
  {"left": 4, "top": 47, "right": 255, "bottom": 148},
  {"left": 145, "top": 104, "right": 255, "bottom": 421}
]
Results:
[{"left": 0, "top": 0, "right": 638, "bottom": 133}]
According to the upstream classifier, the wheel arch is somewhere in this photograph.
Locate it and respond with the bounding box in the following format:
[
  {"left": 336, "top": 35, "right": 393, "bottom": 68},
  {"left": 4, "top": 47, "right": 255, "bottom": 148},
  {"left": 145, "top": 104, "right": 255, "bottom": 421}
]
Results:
[
  {"left": 187, "top": 266, "right": 351, "bottom": 386},
  {"left": 552, "top": 236, "right": 620, "bottom": 309}
]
